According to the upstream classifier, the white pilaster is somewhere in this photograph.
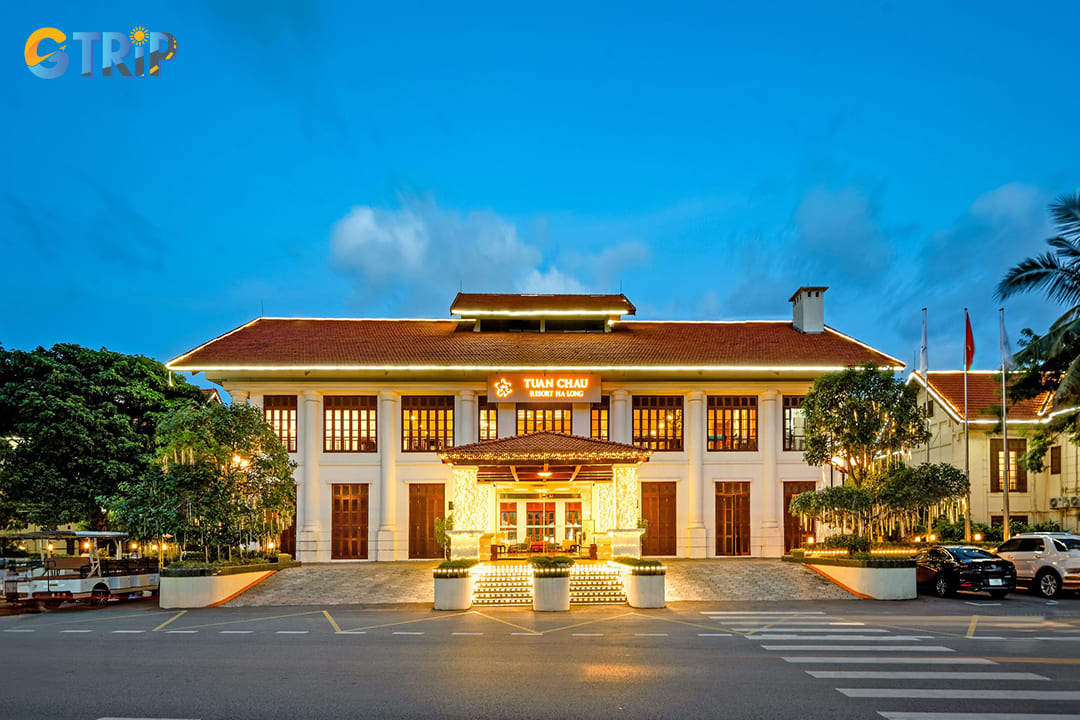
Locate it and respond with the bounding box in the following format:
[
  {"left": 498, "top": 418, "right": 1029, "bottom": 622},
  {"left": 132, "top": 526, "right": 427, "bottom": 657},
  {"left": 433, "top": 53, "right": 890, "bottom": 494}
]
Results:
[
  {"left": 686, "top": 391, "right": 707, "bottom": 557},
  {"left": 377, "top": 390, "right": 399, "bottom": 560},
  {"left": 759, "top": 389, "right": 783, "bottom": 556},
  {"left": 571, "top": 403, "right": 591, "bottom": 436},
  {"left": 611, "top": 390, "right": 630, "bottom": 444},
  {"left": 230, "top": 389, "right": 249, "bottom": 405},
  {"left": 458, "top": 390, "right": 475, "bottom": 446},
  {"left": 497, "top": 403, "right": 516, "bottom": 438},
  {"left": 298, "top": 390, "right": 326, "bottom": 561}
]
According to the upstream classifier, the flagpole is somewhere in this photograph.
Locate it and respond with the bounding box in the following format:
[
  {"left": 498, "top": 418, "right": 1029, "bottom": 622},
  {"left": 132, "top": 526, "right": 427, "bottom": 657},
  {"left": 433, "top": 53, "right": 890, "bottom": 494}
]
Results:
[
  {"left": 922, "top": 307, "right": 930, "bottom": 463},
  {"left": 963, "top": 308, "right": 971, "bottom": 542},
  {"left": 1000, "top": 308, "right": 1012, "bottom": 542}
]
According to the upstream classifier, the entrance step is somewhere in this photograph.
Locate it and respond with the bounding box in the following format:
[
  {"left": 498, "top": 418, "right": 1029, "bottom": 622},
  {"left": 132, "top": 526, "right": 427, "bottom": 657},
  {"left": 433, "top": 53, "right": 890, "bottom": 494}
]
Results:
[{"left": 471, "top": 563, "right": 627, "bottom": 607}]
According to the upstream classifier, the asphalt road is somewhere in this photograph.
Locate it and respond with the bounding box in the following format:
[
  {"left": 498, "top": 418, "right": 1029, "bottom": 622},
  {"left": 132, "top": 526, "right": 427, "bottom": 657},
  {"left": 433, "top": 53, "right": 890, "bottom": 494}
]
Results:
[{"left": 2, "top": 593, "right": 1079, "bottom": 720}]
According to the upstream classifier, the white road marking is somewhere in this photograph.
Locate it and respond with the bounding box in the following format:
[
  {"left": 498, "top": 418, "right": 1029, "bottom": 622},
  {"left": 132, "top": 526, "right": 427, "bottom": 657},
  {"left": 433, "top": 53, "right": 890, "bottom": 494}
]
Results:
[
  {"left": 634, "top": 633, "right": 668, "bottom": 637},
  {"left": 165, "top": 630, "right": 197, "bottom": 634},
  {"left": 732, "top": 627, "right": 886, "bottom": 633},
  {"left": 878, "top": 713, "right": 1080, "bottom": 720},
  {"left": 964, "top": 601, "right": 1001, "bottom": 606},
  {"left": 392, "top": 631, "right": 424, "bottom": 635},
  {"left": 809, "top": 670, "right": 1049, "bottom": 680},
  {"left": 572, "top": 633, "right": 604, "bottom": 637},
  {"left": 219, "top": 630, "right": 253, "bottom": 634},
  {"left": 112, "top": 630, "right": 146, "bottom": 634},
  {"left": 842, "top": 689, "right": 1080, "bottom": 700},
  {"left": 697, "top": 633, "right": 733, "bottom": 637},
  {"left": 701, "top": 611, "right": 827, "bottom": 615},
  {"left": 335, "top": 631, "right": 366, "bottom": 635},
  {"left": 275, "top": 631, "right": 309, "bottom": 634},
  {"left": 964, "top": 636, "right": 1006, "bottom": 640},
  {"left": 512, "top": 632, "right": 541, "bottom": 636},
  {"left": 452, "top": 632, "right": 483, "bottom": 636},
  {"left": 3, "top": 628, "right": 35, "bottom": 633},
  {"left": 753, "top": 635, "right": 933, "bottom": 641},
  {"left": 763, "top": 645, "right": 954, "bottom": 652},
  {"left": 61, "top": 629, "right": 92, "bottom": 633},
  {"left": 784, "top": 656, "right": 995, "bottom": 664},
  {"left": 97, "top": 717, "right": 201, "bottom": 720},
  {"left": 1034, "top": 637, "right": 1080, "bottom": 641}
]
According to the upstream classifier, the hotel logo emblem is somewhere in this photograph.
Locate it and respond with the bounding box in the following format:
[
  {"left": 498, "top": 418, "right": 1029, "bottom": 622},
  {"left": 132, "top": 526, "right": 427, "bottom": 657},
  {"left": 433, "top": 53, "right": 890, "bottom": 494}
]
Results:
[
  {"left": 25, "top": 26, "right": 177, "bottom": 78},
  {"left": 493, "top": 378, "right": 513, "bottom": 399}
]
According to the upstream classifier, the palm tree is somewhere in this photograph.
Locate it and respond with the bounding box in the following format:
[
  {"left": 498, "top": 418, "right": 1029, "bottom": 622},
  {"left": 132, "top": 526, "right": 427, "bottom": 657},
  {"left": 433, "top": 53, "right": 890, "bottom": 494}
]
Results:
[{"left": 996, "top": 192, "right": 1080, "bottom": 405}]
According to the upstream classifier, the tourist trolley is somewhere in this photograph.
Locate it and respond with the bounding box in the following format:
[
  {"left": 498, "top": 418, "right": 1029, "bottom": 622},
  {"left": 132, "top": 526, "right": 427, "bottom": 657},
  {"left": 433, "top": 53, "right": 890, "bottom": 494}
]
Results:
[{"left": 2, "top": 531, "right": 159, "bottom": 609}]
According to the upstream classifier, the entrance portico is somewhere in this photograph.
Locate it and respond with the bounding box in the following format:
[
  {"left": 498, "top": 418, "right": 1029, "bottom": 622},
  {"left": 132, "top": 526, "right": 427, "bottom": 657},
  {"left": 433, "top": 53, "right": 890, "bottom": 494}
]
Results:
[{"left": 438, "top": 432, "right": 652, "bottom": 559}]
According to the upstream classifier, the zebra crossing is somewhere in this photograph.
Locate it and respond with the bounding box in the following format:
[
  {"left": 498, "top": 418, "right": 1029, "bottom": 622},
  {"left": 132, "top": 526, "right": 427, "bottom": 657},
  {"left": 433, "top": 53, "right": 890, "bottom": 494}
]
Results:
[{"left": 702, "top": 610, "right": 1080, "bottom": 720}]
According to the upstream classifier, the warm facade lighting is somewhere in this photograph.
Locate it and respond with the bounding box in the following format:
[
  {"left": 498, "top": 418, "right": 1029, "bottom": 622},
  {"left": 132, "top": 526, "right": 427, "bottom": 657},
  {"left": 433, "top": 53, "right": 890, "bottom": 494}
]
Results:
[{"left": 973, "top": 533, "right": 982, "bottom": 542}]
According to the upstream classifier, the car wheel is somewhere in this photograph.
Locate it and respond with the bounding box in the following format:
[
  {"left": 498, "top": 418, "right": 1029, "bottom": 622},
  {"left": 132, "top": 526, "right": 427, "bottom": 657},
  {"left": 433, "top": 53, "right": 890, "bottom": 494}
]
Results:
[
  {"left": 89, "top": 587, "right": 109, "bottom": 608},
  {"left": 933, "top": 573, "right": 953, "bottom": 598},
  {"left": 988, "top": 590, "right": 1008, "bottom": 600},
  {"left": 1035, "top": 570, "right": 1062, "bottom": 598}
]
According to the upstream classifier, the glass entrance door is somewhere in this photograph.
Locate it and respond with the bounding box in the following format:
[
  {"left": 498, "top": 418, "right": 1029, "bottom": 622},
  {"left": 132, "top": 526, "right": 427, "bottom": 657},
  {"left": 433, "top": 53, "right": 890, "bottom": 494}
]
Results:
[{"left": 526, "top": 502, "right": 556, "bottom": 543}]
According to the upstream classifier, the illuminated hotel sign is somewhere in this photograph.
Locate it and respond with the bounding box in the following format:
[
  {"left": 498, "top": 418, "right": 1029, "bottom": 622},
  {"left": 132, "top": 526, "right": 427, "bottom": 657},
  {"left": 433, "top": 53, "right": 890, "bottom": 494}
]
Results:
[{"left": 487, "top": 374, "right": 601, "bottom": 403}]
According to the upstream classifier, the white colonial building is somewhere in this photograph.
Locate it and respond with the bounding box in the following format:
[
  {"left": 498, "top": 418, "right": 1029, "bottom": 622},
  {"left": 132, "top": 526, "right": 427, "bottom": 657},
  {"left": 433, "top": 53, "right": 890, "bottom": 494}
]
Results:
[{"left": 168, "top": 287, "right": 900, "bottom": 562}]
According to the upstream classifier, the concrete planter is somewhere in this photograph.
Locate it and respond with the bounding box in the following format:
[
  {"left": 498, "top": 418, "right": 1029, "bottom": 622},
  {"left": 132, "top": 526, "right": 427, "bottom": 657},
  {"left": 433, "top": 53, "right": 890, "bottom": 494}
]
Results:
[
  {"left": 159, "top": 569, "right": 276, "bottom": 609},
  {"left": 622, "top": 572, "right": 665, "bottom": 608},
  {"left": 433, "top": 574, "right": 473, "bottom": 610},
  {"left": 532, "top": 575, "right": 570, "bottom": 611},
  {"left": 785, "top": 556, "right": 916, "bottom": 600}
]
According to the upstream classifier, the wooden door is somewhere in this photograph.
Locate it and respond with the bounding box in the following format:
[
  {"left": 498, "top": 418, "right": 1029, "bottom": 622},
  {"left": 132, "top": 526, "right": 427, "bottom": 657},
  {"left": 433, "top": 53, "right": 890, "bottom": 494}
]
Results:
[
  {"left": 641, "top": 481, "right": 677, "bottom": 556},
  {"left": 409, "top": 484, "right": 445, "bottom": 559},
  {"left": 331, "top": 484, "right": 368, "bottom": 559},
  {"left": 715, "top": 482, "right": 750, "bottom": 556},
  {"left": 783, "top": 481, "right": 816, "bottom": 553}
]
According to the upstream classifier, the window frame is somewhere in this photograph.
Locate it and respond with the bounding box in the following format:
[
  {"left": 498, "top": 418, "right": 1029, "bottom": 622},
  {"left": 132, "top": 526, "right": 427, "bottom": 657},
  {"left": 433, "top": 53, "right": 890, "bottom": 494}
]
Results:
[
  {"left": 990, "top": 438, "right": 1028, "bottom": 493},
  {"left": 264, "top": 395, "right": 298, "bottom": 453},
  {"left": 632, "top": 395, "right": 684, "bottom": 452},
  {"left": 323, "top": 395, "right": 377, "bottom": 453},
  {"left": 782, "top": 395, "right": 806, "bottom": 452},
  {"left": 478, "top": 397, "right": 499, "bottom": 442},
  {"left": 590, "top": 396, "right": 610, "bottom": 441},
  {"left": 516, "top": 403, "right": 573, "bottom": 435},
  {"left": 706, "top": 395, "right": 758, "bottom": 452},
  {"left": 401, "top": 396, "right": 455, "bottom": 453}
]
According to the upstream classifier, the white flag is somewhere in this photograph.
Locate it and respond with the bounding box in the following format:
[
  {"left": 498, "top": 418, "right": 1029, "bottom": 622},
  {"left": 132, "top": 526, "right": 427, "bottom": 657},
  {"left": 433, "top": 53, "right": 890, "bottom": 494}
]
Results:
[
  {"left": 920, "top": 309, "right": 928, "bottom": 376},
  {"left": 999, "top": 311, "right": 1015, "bottom": 370}
]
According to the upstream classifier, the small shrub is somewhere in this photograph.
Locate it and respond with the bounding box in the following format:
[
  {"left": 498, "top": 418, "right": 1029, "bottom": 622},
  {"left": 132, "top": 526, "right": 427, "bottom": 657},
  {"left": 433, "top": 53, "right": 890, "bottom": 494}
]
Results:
[
  {"left": 529, "top": 555, "right": 575, "bottom": 569},
  {"left": 820, "top": 534, "right": 871, "bottom": 553},
  {"left": 436, "top": 559, "right": 479, "bottom": 571}
]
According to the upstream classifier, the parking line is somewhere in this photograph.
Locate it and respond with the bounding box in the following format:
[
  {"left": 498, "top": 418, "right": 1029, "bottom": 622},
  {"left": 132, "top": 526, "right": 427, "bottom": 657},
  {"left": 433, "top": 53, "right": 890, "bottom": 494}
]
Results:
[
  {"left": 572, "top": 633, "right": 604, "bottom": 637},
  {"left": 275, "top": 631, "right": 309, "bottom": 634},
  {"left": 322, "top": 610, "right": 341, "bottom": 633},
  {"left": 61, "top": 629, "right": 92, "bottom": 633},
  {"left": 841, "top": 689, "right": 1080, "bottom": 700},
  {"left": 698, "top": 633, "right": 732, "bottom": 637},
  {"left": 762, "top": 645, "right": 955, "bottom": 652},
  {"left": 808, "top": 671, "right": 1049, "bottom": 680},
  {"left": 635, "top": 633, "right": 668, "bottom": 637},
  {"left": 784, "top": 657, "right": 995, "bottom": 664},
  {"left": 219, "top": 630, "right": 253, "bottom": 634},
  {"left": 512, "top": 632, "right": 541, "bottom": 636},
  {"left": 3, "top": 628, "right": 35, "bottom": 633},
  {"left": 392, "top": 631, "right": 424, "bottom": 635},
  {"left": 165, "top": 630, "right": 197, "bottom": 634},
  {"left": 112, "top": 630, "right": 146, "bottom": 634},
  {"left": 152, "top": 610, "right": 187, "bottom": 632},
  {"left": 452, "top": 632, "right": 483, "bottom": 636},
  {"left": 878, "top": 712, "right": 1080, "bottom": 720},
  {"left": 335, "top": 631, "right": 367, "bottom": 635}
]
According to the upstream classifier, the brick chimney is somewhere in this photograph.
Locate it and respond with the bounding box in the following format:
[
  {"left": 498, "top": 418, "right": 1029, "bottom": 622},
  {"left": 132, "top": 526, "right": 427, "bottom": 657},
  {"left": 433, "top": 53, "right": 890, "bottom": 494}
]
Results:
[{"left": 789, "top": 286, "right": 828, "bottom": 334}]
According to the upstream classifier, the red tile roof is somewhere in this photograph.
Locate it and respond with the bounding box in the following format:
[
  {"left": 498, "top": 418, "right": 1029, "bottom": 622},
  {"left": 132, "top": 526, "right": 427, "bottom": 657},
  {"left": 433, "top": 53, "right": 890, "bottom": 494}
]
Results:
[
  {"left": 439, "top": 432, "right": 651, "bottom": 464},
  {"left": 922, "top": 371, "right": 1051, "bottom": 421},
  {"left": 167, "top": 318, "right": 901, "bottom": 371},
  {"left": 450, "top": 293, "right": 636, "bottom": 315}
]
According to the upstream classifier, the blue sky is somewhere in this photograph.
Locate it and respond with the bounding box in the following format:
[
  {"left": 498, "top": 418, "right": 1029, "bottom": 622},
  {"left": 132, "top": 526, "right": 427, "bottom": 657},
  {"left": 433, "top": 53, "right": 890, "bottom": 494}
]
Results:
[{"left": 4, "top": 1, "right": 1079, "bottom": 388}]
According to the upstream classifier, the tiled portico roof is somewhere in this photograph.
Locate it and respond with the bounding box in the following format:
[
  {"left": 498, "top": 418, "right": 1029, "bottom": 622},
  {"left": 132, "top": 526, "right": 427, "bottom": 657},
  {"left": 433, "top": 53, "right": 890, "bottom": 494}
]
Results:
[
  {"left": 916, "top": 371, "right": 1052, "bottom": 421},
  {"left": 438, "top": 432, "right": 652, "bottom": 465},
  {"left": 168, "top": 318, "right": 901, "bottom": 370},
  {"left": 450, "top": 293, "right": 636, "bottom": 316}
]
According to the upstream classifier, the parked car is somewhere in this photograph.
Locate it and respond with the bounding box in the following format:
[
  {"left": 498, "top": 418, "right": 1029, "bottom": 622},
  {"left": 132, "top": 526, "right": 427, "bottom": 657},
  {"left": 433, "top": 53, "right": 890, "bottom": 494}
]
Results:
[
  {"left": 915, "top": 545, "right": 1016, "bottom": 599},
  {"left": 994, "top": 532, "right": 1080, "bottom": 598}
]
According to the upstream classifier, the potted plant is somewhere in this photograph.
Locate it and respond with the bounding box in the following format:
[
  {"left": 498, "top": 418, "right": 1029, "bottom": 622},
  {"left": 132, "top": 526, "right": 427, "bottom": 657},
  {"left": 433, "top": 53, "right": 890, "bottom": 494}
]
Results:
[
  {"left": 530, "top": 555, "right": 573, "bottom": 611},
  {"left": 433, "top": 558, "right": 477, "bottom": 610},
  {"left": 612, "top": 555, "right": 665, "bottom": 608}
]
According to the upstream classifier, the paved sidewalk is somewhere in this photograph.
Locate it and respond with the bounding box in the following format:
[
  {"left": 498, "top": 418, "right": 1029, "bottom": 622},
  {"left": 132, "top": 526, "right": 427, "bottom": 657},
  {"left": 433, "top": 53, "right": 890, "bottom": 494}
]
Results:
[{"left": 225, "top": 558, "right": 854, "bottom": 606}]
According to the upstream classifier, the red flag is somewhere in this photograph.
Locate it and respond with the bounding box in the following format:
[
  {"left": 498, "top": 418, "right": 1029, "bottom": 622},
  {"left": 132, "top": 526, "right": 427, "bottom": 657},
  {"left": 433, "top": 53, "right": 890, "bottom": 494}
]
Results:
[{"left": 964, "top": 310, "right": 975, "bottom": 370}]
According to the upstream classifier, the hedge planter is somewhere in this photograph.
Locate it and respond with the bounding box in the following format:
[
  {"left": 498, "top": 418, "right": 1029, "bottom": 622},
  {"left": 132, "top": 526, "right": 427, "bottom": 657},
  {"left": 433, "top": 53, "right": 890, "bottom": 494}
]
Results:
[
  {"left": 433, "top": 573, "right": 473, "bottom": 610},
  {"left": 784, "top": 555, "right": 915, "bottom": 600},
  {"left": 532, "top": 574, "right": 570, "bottom": 611},
  {"left": 622, "top": 572, "right": 665, "bottom": 608}
]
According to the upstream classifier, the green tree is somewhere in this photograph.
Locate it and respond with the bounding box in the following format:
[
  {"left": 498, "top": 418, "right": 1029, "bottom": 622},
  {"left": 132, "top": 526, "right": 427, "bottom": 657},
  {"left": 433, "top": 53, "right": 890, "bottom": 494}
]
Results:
[
  {"left": 0, "top": 344, "right": 205, "bottom": 530},
  {"left": 996, "top": 191, "right": 1080, "bottom": 450},
  {"left": 105, "top": 403, "right": 296, "bottom": 559},
  {"left": 802, "top": 363, "right": 931, "bottom": 488}
]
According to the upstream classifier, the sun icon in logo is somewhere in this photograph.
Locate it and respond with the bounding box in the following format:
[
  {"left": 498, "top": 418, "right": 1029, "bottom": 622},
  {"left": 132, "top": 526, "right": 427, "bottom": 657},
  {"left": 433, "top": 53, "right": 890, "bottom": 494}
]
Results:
[
  {"left": 493, "top": 378, "right": 513, "bottom": 399},
  {"left": 130, "top": 26, "right": 148, "bottom": 46}
]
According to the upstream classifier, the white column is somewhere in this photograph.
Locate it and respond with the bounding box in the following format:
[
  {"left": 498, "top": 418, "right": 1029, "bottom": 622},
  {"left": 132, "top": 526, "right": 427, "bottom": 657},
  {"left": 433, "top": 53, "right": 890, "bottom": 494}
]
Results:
[
  {"left": 298, "top": 390, "right": 325, "bottom": 561},
  {"left": 611, "top": 390, "right": 630, "bottom": 444},
  {"left": 377, "top": 391, "right": 398, "bottom": 561},
  {"left": 230, "top": 389, "right": 249, "bottom": 405},
  {"left": 572, "top": 403, "right": 591, "bottom": 436},
  {"left": 497, "top": 403, "right": 516, "bottom": 438},
  {"left": 458, "top": 390, "right": 475, "bottom": 446},
  {"left": 686, "top": 391, "right": 707, "bottom": 557},
  {"left": 760, "top": 389, "right": 782, "bottom": 556}
]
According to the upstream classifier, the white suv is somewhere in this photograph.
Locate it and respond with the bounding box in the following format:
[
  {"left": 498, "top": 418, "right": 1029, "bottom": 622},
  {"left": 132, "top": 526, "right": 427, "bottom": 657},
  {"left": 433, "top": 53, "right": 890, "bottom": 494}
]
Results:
[{"left": 994, "top": 532, "right": 1080, "bottom": 598}]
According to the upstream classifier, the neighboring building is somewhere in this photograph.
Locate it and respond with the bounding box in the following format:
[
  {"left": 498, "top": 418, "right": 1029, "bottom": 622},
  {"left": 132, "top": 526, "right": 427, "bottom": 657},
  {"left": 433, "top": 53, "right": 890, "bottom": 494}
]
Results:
[
  {"left": 167, "top": 287, "right": 901, "bottom": 562},
  {"left": 908, "top": 371, "right": 1080, "bottom": 532},
  {"left": 201, "top": 387, "right": 223, "bottom": 404}
]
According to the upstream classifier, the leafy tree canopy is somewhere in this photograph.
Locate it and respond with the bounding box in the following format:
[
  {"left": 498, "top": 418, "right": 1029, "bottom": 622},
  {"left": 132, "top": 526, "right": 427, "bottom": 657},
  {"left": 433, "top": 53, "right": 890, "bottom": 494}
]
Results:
[
  {"left": 802, "top": 363, "right": 930, "bottom": 487},
  {"left": 0, "top": 344, "right": 205, "bottom": 530}
]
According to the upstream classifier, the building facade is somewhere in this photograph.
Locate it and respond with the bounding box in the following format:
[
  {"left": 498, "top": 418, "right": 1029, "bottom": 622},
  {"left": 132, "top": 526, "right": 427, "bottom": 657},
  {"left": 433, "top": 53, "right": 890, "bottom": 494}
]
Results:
[
  {"left": 168, "top": 287, "right": 900, "bottom": 562},
  {"left": 909, "top": 371, "right": 1080, "bottom": 532}
]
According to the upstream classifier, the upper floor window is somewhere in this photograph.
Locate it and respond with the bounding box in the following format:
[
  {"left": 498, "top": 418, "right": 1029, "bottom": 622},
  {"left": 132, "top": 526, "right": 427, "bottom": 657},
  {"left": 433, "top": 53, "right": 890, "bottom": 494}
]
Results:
[
  {"left": 926, "top": 398, "right": 935, "bottom": 418},
  {"left": 517, "top": 403, "right": 572, "bottom": 435},
  {"left": 264, "top": 395, "right": 297, "bottom": 453},
  {"left": 591, "top": 396, "right": 610, "bottom": 441},
  {"left": 1051, "top": 445, "right": 1062, "bottom": 475},
  {"left": 990, "top": 438, "right": 1027, "bottom": 493},
  {"left": 782, "top": 395, "right": 805, "bottom": 452},
  {"left": 478, "top": 397, "right": 498, "bottom": 441},
  {"left": 707, "top": 396, "right": 758, "bottom": 451},
  {"left": 633, "top": 395, "right": 683, "bottom": 451},
  {"left": 402, "top": 396, "right": 454, "bottom": 452},
  {"left": 324, "top": 396, "right": 377, "bottom": 453}
]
